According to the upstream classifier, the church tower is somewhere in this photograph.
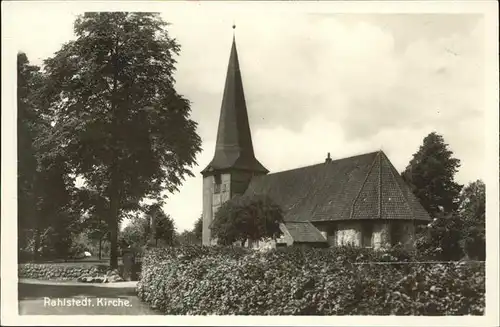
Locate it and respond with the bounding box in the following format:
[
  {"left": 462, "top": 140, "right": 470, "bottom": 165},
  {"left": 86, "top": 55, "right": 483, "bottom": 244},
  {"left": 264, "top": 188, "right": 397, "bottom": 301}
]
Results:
[{"left": 201, "top": 28, "right": 268, "bottom": 246}]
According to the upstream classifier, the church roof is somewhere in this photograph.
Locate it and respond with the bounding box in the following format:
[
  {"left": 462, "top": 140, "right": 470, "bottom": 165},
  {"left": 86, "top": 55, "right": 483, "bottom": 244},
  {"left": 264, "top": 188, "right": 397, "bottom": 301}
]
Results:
[
  {"left": 244, "top": 151, "right": 431, "bottom": 225},
  {"left": 201, "top": 36, "right": 268, "bottom": 176},
  {"left": 283, "top": 222, "right": 327, "bottom": 243}
]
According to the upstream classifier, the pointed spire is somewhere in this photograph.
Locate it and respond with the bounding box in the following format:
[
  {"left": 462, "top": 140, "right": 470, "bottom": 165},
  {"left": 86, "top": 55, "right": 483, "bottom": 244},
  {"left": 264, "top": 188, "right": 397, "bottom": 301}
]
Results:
[{"left": 202, "top": 29, "right": 268, "bottom": 176}]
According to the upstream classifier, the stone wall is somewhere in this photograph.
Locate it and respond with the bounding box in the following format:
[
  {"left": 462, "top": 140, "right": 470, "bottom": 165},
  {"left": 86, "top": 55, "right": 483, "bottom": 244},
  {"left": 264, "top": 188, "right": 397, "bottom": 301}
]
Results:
[{"left": 18, "top": 263, "right": 108, "bottom": 281}]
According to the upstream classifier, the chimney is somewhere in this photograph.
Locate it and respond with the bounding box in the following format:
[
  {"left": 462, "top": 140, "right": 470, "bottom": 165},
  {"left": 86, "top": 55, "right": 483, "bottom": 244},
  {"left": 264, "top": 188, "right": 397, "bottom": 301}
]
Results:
[{"left": 325, "top": 152, "right": 332, "bottom": 163}]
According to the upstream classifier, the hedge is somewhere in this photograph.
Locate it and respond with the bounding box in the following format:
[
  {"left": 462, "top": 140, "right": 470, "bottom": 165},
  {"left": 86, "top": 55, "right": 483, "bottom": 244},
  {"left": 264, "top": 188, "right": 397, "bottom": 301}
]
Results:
[{"left": 137, "top": 245, "right": 485, "bottom": 315}]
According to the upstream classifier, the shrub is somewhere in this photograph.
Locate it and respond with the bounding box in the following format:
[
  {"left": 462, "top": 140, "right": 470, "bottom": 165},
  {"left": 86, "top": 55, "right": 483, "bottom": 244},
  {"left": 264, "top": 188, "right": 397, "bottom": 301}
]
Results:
[
  {"left": 416, "top": 213, "right": 465, "bottom": 261},
  {"left": 137, "top": 245, "right": 485, "bottom": 315}
]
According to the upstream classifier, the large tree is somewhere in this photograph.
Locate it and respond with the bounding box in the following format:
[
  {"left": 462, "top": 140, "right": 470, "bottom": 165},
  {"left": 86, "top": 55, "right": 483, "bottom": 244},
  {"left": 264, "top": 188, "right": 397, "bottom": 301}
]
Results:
[
  {"left": 120, "top": 215, "right": 150, "bottom": 249},
  {"left": 77, "top": 188, "right": 110, "bottom": 259},
  {"left": 458, "top": 180, "right": 485, "bottom": 260},
  {"left": 145, "top": 203, "right": 175, "bottom": 246},
  {"left": 17, "top": 52, "right": 42, "bottom": 255},
  {"left": 18, "top": 52, "right": 79, "bottom": 261},
  {"left": 212, "top": 194, "right": 284, "bottom": 246},
  {"left": 401, "top": 132, "right": 463, "bottom": 217},
  {"left": 41, "top": 13, "right": 201, "bottom": 268}
]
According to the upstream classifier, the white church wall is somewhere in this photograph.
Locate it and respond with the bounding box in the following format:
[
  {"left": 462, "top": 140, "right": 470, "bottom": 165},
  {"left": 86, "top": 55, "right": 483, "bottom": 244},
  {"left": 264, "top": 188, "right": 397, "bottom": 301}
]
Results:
[
  {"left": 372, "top": 222, "right": 391, "bottom": 250},
  {"left": 202, "top": 176, "right": 214, "bottom": 246},
  {"left": 335, "top": 222, "right": 362, "bottom": 246}
]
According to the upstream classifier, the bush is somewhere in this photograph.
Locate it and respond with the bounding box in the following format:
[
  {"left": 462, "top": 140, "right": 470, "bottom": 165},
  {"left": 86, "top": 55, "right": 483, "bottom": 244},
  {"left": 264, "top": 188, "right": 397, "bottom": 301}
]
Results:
[
  {"left": 137, "top": 245, "right": 485, "bottom": 315},
  {"left": 416, "top": 213, "right": 465, "bottom": 261}
]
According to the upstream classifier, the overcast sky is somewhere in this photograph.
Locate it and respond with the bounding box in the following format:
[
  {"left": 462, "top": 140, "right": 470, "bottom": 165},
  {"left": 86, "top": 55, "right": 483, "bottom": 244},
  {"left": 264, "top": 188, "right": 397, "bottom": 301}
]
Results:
[{"left": 6, "top": 4, "right": 487, "bottom": 232}]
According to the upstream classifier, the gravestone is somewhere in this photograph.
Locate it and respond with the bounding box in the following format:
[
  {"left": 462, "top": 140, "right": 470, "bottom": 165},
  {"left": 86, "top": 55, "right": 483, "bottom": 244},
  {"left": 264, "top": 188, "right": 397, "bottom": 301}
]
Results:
[{"left": 122, "top": 247, "right": 135, "bottom": 281}]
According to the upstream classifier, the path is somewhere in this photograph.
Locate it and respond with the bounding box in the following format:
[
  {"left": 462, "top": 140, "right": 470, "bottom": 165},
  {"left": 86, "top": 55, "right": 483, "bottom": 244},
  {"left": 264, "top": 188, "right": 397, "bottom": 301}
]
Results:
[{"left": 18, "top": 279, "right": 159, "bottom": 315}]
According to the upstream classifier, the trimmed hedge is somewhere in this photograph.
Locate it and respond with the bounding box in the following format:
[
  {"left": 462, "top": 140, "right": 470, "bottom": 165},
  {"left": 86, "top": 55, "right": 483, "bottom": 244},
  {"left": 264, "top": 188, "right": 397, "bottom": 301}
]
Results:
[
  {"left": 137, "top": 246, "right": 485, "bottom": 315},
  {"left": 19, "top": 263, "right": 109, "bottom": 281}
]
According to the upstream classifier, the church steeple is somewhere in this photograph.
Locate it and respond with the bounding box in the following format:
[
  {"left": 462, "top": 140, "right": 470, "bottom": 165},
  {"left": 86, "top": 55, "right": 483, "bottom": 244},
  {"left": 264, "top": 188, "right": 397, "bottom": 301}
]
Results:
[{"left": 201, "top": 29, "right": 268, "bottom": 176}]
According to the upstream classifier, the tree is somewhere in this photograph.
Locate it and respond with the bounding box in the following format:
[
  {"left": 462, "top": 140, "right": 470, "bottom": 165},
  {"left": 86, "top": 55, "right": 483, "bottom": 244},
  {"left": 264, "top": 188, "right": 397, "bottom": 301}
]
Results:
[
  {"left": 146, "top": 203, "right": 175, "bottom": 246},
  {"left": 194, "top": 215, "right": 202, "bottom": 242},
  {"left": 176, "top": 230, "right": 198, "bottom": 245},
  {"left": 17, "top": 52, "right": 42, "bottom": 257},
  {"left": 41, "top": 13, "right": 201, "bottom": 268},
  {"left": 415, "top": 212, "right": 464, "bottom": 261},
  {"left": 82, "top": 215, "right": 109, "bottom": 260},
  {"left": 18, "top": 52, "right": 79, "bottom": 261},
  {"left": 401, "top": 132, "right": 463, "bottom": 217},
  {"left": 458, "top": 180, "right": 485, "bottom": 260},
  {"left": 211, "top": 194, "right": 284, "bottom": 246},
  {"left": 120, "top": 215, "right": 150, "bottom": 251},
  {"left": 76, "top": 188, "right": 111, "bottom": 259},
  {"left": 175, "top": 215, "right": 202, "bottom": 245}
]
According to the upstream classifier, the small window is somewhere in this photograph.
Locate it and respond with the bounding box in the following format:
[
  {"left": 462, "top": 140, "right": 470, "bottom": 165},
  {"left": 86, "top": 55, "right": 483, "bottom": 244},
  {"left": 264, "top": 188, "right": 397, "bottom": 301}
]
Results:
[{"left": 214, "top": 174, "right": 221, "bottom": 194}]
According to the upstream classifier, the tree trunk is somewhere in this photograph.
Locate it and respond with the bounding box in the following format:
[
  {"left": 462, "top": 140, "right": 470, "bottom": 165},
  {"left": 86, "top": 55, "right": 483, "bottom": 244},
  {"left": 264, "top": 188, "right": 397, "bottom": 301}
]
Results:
[
  {"left": 98, "top": 236, "right": 103, "bottom": 260},
  {"left": 155, "top": 238, "right": 158, "bottom": 247},
  {"left": 150, "top": 211, "right": 156, "bottom": 247},
  {"left": 33, "top": 228, "right": 40, "bottom": 262},
  {"left": 109, "top": 189, "right": 120, "bottom": 269}
]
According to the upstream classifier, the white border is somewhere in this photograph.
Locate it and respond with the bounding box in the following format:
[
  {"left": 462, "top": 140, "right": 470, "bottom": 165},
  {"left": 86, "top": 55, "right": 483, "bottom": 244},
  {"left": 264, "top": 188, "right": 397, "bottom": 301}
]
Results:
[{"left": 2, "top": 1, "right": 498, "bottom": 326}]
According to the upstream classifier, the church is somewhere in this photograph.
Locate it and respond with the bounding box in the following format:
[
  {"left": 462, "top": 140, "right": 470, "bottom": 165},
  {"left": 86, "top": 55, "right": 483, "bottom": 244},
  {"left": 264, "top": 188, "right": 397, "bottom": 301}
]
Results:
[{"left": 201, "top": 32, "right": 431, "bottom": 250}]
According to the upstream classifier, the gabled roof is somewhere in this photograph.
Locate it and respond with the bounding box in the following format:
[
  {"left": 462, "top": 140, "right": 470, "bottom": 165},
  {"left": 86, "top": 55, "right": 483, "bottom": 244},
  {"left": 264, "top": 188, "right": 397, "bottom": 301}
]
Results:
[
  {"left": 244, "top": 151, "right": 431, "bottom": 223},
  {"left": 201, "top": 36, "right": 268, "bottom": 176}
]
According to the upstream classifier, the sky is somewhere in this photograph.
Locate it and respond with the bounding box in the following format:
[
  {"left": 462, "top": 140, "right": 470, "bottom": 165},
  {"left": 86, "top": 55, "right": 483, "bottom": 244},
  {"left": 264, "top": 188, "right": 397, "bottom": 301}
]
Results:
[{"left": 6, "top": 4, "right": 487, "bottom": 232}]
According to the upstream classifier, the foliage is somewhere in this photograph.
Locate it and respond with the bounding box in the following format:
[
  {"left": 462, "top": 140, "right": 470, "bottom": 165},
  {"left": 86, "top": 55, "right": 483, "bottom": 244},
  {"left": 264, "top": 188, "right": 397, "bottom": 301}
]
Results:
[
  {"left": 17, "top": 52, "right": 42, "bottom": 250},
  {"left": 176, "top": 230, "right": 198, "bottom": 245},
  {"left": 458, "top": 180, "right": 485, "bottom": 260},
  {"left": 120, "top": 215, "right": 150, "bottom": 251},
  {"left": 212, "top": 194, "right": 284, "bottom": 245},
  {"left": 145, "top": 203, "right": 176, "bottom": 246},
  {"left": 414, "top": 179, "right": 486, "bottom": 261},
  {"left": 194, "top": 215, "right": 203, "bottom": 242},
  {"left": 137, "top": 246, "right": 485, "bottom": 315},
  {"left": 18, "top": 52, "right": 81, "bottom": 261},
  {"left": 176, "top": 215, "right": 203, "bottom": 245},
  {"left": 41, "top": 12, "right": 201, "bottom": 268},
  {"left": 401, "top": 132, "right": 463, "bottom": 217},
  {"left": 415, "top": 213, "right": 464, "bottom": 261}
]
